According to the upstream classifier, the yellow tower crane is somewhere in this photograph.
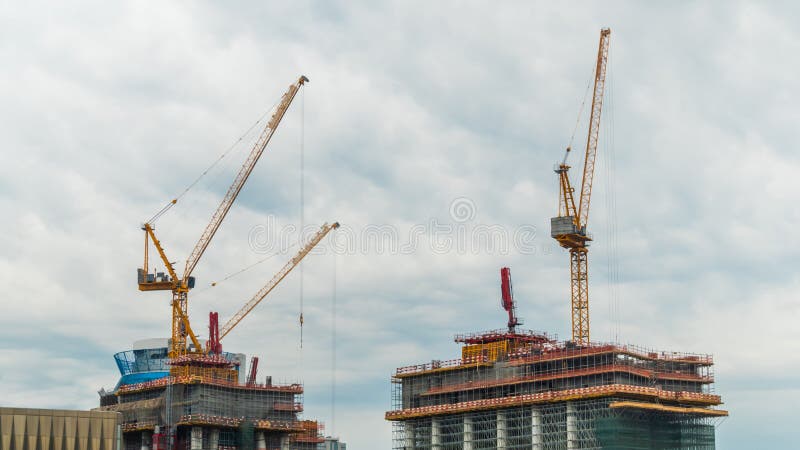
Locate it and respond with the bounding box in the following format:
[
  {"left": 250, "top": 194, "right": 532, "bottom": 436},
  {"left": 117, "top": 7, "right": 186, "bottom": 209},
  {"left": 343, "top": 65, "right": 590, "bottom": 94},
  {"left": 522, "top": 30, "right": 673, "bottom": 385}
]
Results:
[
  {"left": 137, "top": 75, "right": 308, "bottom": 358},
  {"left": 551, "top": 29, "right": 610, "bottom": 346},
  {"left": 206, "top": 222, "right": 340, "bottom": 354}
]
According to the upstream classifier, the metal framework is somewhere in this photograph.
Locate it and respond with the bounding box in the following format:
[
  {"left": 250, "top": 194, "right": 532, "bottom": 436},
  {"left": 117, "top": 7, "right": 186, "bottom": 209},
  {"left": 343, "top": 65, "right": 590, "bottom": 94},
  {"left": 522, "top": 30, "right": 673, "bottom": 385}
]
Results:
[
  {"left": 99, "top": 347, "right": 324, "bottom": 450},
  {"left": 182, "top": 76, "right": 309, "bottom": 281},
  {"left": 137, "top": 76, "right": 309, "bottom": 358},
  {"left": 577, "top": 29, "right": 610, "bottom": 230},
  {"left": 391, "top": 401, "right": 718, "bottom": 450},
  {"left": 218, "top": 222, "right": 339, "bottom": 341},
  {"left": 569, "top": 248, "right": 589, "bottom": 346}
]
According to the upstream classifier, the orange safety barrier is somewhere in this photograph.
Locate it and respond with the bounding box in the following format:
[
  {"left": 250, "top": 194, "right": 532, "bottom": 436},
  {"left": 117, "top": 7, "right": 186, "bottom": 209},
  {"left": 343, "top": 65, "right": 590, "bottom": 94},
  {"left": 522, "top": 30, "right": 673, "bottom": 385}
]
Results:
[
  {"left": 177, "top": 414, "right": 242, "bottom": 427},
  {"left": 395, "top": 356, "right": 492, "bottom": 377},
  {"left": 253, "top": 419, "right": 307, "bottom": 432},
  {"left": 396, "top": 343, "right": 712, "bottom": 379},
  {"left": 273, "top": 402, "right": 303, "bottom": 412},
  {"left": 385, "top": 384, "right": 722, "bottom": 420},
  {"left": 116, "top": 375, "right": 303, "bottom": 395},
  {"left": 422, "top": 364, "right": 712, "bottom": 396},
  {"left": 609, "top": 401, "right": 729, "bottom": 417},
  {"left": 507, "top": 344, "right": 713, "bottom": 367},
  {"left": 121, "top": 420, "right": 157, "bottom": 432},
  {"left": 291, "top": 420, "right": 325, "bottom": 444},
  {"left": 174, "top": 415, "right": 308, "bottom": 432}
]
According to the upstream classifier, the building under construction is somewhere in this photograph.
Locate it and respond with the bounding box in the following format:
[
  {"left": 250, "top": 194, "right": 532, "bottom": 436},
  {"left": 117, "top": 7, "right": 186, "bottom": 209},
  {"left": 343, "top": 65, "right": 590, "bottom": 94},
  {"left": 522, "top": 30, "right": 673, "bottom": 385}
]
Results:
[
  {"left": 385, "top": 326, "right": 727, "bottom": 449},
  {"left": 97, "top": 339, "right": 326, "bottom": 450},
  {"left": 384, "top": 27, "right": 726, "bottom": 449}
]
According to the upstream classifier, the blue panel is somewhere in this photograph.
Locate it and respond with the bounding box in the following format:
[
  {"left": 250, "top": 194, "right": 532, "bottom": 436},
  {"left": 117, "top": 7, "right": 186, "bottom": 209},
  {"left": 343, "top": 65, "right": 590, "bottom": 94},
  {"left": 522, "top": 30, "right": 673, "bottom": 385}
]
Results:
[
  {"left": 112, "top": 346, "right": 243, "bottom": 389},
  {"left": 115, "top": 371, "right": 169, "bottom": 389}
]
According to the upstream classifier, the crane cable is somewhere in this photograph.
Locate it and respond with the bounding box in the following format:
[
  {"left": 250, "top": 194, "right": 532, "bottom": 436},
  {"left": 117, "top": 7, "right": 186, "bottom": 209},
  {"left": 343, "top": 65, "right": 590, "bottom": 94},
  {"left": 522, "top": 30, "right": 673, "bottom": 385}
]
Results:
[
  {"left": 299, "top": 84, "right": 306, "bottom": 349},
  {"left": 146, "top": 95, "right": 285, "bottom": 225},
  {"left": 610, "top": 50, "right": 622, "bottom": 343},
  {"left": 330, "top": 230, "right": 337, "bottom": 436},
  {"left": 565, "top": 65, "right": 597, "bottom": 160},
  {"left": 190, "top": 242, "right": 300, "bottom": 295},
  {"left": 557, "top": 64, "right": 598, "bottom": 214},
  {"left": 601, "top": 46, "right": 622, "bottom": 343}
]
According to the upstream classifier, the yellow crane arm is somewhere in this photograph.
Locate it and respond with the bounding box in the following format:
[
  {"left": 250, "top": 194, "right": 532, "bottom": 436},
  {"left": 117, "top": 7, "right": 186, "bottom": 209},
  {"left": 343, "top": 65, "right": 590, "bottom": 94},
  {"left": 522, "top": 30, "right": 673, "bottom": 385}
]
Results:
[
  {"left": 577, "top": 28, "right": 610, "bottom": 229},
  {"left": 557, "top": 167, "right": 578, "bottom": 220},
  {"left": 182, "top": 75, "right": 309, "bottom": 282},
  {"left": 218, "top": 222, "right": 339, "bottom": 341},
  {"left": 143, "top": 223, "right": 180, "bottom": 284}
]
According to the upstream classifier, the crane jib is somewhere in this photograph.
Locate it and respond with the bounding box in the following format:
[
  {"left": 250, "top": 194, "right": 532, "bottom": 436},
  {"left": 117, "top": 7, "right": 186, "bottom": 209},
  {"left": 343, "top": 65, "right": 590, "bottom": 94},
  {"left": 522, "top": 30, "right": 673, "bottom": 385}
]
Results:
[
  {"left": 218, "top": 222, "right": 339, "bottom": 341},
  {"left": 137, "top": 76, "right": 310, "bottom": 358}
]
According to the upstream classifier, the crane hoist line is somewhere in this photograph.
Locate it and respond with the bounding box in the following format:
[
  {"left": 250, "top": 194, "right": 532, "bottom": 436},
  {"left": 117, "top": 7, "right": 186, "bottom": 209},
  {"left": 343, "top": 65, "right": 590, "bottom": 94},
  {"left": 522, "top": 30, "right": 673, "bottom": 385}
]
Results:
[
  {"left": 551, "top": 28, "right": 610, "bottom": 346},
  {"left": 135, "top": 75, "right": 335, "bottom": 359},
  {"left": 206, "top": 222, "right": 340, "bottom": 355}
]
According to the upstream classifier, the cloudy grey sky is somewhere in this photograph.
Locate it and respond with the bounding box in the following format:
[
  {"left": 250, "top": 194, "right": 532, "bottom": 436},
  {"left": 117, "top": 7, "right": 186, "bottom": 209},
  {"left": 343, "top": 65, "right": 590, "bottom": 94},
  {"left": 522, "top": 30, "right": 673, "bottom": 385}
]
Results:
[{"left": 1, "top": 1, "right": 798, "bottom": 448}]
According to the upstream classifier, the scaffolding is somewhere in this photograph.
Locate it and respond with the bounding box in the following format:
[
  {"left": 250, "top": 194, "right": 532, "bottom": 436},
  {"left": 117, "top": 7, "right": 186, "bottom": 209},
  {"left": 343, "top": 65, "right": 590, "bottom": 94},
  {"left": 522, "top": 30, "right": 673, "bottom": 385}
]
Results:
[
  {"left": 386, "top": 331, "right": 726, "bottom": 449},
  {"left": 391, "top": 400, "right": 719, "bottom": 449}
]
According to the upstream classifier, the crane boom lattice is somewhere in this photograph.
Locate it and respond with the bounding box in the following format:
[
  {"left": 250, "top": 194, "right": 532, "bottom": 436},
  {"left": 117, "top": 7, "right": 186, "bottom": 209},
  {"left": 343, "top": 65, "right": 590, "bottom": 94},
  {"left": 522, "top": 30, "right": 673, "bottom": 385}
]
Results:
[
  {"left": 183, "top": 76, "right": 309, "bottom": 282},
  {"left": 578, "top": 29, "right": 611, "bottom": 229},
  {"left": 219, "top": 222, "right": 339, "bottom": 340}
]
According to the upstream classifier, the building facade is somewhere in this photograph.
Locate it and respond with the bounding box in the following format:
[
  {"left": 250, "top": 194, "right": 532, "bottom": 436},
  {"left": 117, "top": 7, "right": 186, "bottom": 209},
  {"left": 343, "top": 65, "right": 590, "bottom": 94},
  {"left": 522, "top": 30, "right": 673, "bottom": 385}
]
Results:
[
  {"left": 97, "top": 342, "right": 323, "bottom": 450},
  {"left": 321, "top": 437, "right": 346, "bottom": 450},
  {"left": 0, "top": 407, "right": 121, "bottom": 450},
  {"left": 386, "top": 330, "right": 727, "bottom": 449}
]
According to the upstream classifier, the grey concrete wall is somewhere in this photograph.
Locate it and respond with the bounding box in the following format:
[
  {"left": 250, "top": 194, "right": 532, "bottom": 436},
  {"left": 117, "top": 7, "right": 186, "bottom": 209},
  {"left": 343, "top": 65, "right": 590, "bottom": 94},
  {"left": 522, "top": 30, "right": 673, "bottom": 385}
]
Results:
[{"left": 0, "top": 408, "right": 121, "bottom": 450}]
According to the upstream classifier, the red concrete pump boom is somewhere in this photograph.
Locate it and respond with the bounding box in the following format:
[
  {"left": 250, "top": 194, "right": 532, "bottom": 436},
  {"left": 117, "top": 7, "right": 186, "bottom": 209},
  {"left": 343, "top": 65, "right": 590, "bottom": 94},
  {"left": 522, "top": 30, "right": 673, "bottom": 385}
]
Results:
[
  {"left": 246, "top": 356, "right": 259, "bottom": 386},
  {"left": 500, "top": 267, "right": 520, "bottom": 332},
  {"left": 207, "top": 312, "right": 221, "bottom": 354}
]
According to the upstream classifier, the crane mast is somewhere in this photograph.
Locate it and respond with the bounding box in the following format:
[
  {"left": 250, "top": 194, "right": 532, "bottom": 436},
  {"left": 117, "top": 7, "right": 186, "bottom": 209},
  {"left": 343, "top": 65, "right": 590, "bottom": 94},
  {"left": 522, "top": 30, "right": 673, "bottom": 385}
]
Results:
[
  {"left": 138, "top": 76, "right": 309, "bottom": 358},
  {"left": 551, "top": 29, "right": 610, "bottom": 346}
]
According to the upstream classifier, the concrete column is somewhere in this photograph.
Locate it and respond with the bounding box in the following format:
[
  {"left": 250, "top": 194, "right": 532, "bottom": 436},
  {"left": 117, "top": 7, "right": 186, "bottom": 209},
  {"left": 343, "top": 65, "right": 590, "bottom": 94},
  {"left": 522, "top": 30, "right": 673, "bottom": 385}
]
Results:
[
  {"left": 531, "top": 407, "right": 542, "bottom": 450},
  {"left": 140, "top": 431, "right": 152, "bottom": 450},
  {"left": 431, "top": 417, "right": 441, "bottom": 449},
  {"left": 190, "top": 427, "right": 202, "bottom": 450},
  {"left": 209, "top": 429, "right": 219, "bottom": 450},
  {"left": 279, "top": 435, "right": 290, "bottom": 450},
  {"left": 566, "top": 402, "right": 577, "bottom": 450},
  {"left": 255, "top": 432, "right": 266, "bottom": 450},
  {"left": 496, "top": 410, "right": 507, "bottom": 449},
  {"left": 404, "top": 423, "right": 415, "bottom": 449},
  {"left": 463, "top": 415, "right": 474, "bottom": 450}
]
